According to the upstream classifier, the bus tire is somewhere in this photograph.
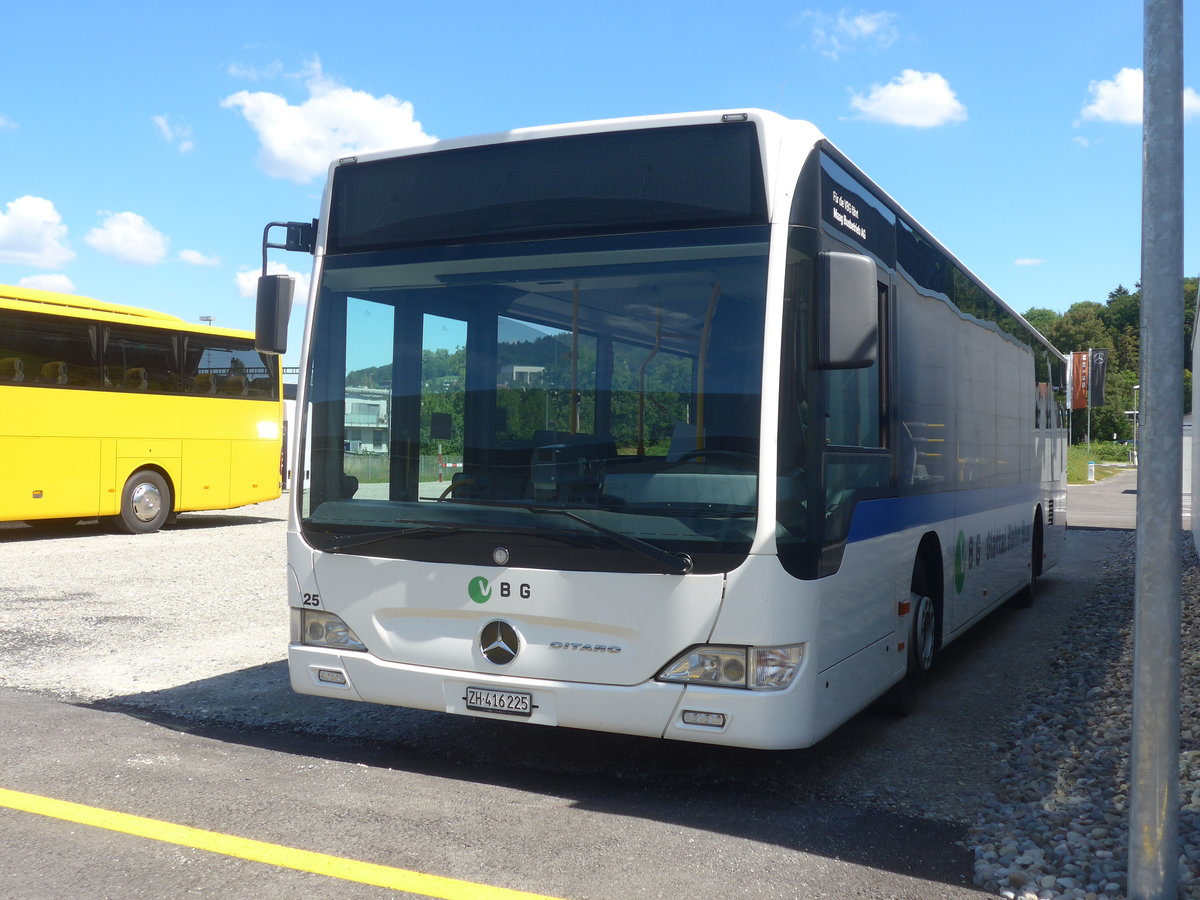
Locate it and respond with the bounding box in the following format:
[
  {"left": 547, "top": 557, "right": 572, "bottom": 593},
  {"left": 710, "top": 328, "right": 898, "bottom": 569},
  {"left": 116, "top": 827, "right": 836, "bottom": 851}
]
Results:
[
  {"left": 884, "top": 563, "right": 938, "bottom": 716},
  {"left": 113, "top": 469, "right": 172, "bottom": 534},
  {"left": 1010, "top": 514, "right": 1042, "bottom": 609}
]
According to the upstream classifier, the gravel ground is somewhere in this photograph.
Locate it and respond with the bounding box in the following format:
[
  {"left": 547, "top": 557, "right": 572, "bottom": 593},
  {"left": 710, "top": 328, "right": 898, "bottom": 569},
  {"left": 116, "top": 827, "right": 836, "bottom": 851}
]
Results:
[
  {"left": 967, "top": 530, "right": 1200, "bottom": 900},
  {"left": 0, "top": 501, "right": 288, "bottom": 698},
  {"left": 2, "top": 497, "right": 1197, "bottom": 900}
]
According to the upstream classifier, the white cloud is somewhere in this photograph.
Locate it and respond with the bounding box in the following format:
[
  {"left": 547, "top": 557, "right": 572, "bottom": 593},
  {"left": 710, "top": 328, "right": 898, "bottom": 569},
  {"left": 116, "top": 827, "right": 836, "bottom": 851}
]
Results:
[
  {"left": 84, "top": 211, "right": 169, "bottom": 265},
  {"left": 19, "top": 273, "right": 76, "bottom": 293},
  {"left": 179, "top": 249, "right": 221, "bottom": 267},
  {"left": 0, "top": 115, "right": 17, "bottom": 130},
  {"left": 797, "top": 9, "right": 899, "bottom": 59},
  {"left": 1081, "top": 68, "right": 1143, "bottom": 124},
  {"left": 1081, "top": 67, "right": 1200, "bottom": 125},
  {"left": 0, "top": 195, "right": 74, "bottom": 268},
  {"left": 227, "top": 60, "right": 285, "bottom": 81},
  {"left": 236, "top": 262, "right": 311, "bottom": 306},
  {"left": 221, "top": 57, "right": 435, "bottom": 183},
  {"left": 849, "top": 70, "right": 967, "bottom": 127},
  {"left": 152, "top": 114, "right": 194, "bottom": 153},
  {"left": 1014, "top": 258, "right": 1046, "bottom": 267}
]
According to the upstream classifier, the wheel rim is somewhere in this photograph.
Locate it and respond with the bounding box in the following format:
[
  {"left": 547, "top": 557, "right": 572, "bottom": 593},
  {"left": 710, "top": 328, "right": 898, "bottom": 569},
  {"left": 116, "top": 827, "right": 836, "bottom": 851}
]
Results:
[
  {"left": 130, "top": 481, "right": 162, "bottom": 522},
  {"left": 913, "top": 592, "right": 936, "bottom": 672}
]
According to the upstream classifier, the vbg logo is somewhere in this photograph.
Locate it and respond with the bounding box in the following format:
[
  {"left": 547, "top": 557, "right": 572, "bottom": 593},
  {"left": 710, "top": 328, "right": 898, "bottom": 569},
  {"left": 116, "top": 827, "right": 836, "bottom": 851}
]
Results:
[
  {"left": 954, "top": 530, "right": 983, "bottom": 594},
  {"left": 468, "top": 576, "right": 492, "bottom": 604},
  {"left": 467, "top": 576, "right": 531, "bottom": 604}
]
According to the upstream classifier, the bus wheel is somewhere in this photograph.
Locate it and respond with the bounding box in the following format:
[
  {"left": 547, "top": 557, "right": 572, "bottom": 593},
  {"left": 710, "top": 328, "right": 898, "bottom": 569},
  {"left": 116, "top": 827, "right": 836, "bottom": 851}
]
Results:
[
  {"left": 1010, "top": 516, "right": 1042, "bottom": 609},
  {"left": 910, "top": 589, "right": 937, "bottom": 675},
  {"left": 113, "top": 470, "right": 171, "bottom": 534},
  {"left": 884, "top": 567, "right": 937, "bottom": 716}
]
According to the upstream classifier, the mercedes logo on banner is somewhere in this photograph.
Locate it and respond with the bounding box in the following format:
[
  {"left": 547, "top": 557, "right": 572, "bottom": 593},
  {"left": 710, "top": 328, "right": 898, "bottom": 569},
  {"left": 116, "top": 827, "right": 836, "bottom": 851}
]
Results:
[{"left": 480, "top": 620, "right": 521, "bottom": 665}]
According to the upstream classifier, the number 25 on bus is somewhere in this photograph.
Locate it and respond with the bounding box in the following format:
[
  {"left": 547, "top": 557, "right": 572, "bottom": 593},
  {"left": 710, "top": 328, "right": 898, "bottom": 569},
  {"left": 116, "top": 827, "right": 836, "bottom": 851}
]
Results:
[{"left": 256, "top": 109, "right": 1067, "bottom": 750}]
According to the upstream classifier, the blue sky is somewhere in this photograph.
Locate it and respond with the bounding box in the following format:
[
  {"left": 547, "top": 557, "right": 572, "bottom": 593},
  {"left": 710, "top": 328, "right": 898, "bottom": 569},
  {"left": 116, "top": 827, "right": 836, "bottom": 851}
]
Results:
[{"left": 1, "top": 1, "right": 1196, "bottom": 367}]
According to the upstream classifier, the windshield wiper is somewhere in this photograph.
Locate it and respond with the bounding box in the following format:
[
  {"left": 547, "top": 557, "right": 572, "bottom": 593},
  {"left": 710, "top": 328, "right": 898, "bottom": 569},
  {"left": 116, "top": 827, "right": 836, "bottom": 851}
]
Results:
[
  {"left": 441, "top": 499, "right": 694, "bottom": 575},
  {"left": 320, "top": 524, "right": 455, "bottom": 553},
  {"left": 318, "top": 522, "right": 507, "bottom": 554}
]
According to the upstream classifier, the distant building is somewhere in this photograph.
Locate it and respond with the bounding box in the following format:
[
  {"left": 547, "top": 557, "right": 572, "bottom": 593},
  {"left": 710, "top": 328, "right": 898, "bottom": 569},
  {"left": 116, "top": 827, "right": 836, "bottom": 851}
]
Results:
[
  {"left": 344, "top": 387, "right": 390, "bottom": 453},
  {"left": 500, "top": 364, "right": 545, "bottom": 385}
]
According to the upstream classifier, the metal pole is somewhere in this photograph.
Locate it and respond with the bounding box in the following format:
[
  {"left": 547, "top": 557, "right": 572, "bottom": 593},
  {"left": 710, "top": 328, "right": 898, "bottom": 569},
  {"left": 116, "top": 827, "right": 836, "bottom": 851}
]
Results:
[
  {"left": 1086, "top": 347, "right": 1092, "bottom": 448},
  {"left": 1129, "top": 0, "right": 1184, "bottom": 896}
]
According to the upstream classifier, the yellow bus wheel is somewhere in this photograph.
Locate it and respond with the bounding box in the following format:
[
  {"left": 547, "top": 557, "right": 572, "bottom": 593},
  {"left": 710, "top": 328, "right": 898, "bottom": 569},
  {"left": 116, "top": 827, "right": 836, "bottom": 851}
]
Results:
[{"left": 113, "top": 470, "right": 172, "bottom": 534}]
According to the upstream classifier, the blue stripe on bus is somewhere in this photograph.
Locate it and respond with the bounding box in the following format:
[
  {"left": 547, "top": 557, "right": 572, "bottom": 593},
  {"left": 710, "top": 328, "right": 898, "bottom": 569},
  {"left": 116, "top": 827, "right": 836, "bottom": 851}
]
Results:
[{"left": 845, "top": 485, "right": 1043, "bottom": 543}]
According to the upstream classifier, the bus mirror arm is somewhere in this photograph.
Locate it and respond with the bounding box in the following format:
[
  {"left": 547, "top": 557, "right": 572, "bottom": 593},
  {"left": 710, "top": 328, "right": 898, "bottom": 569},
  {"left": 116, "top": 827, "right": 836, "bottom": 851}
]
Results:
[
  {"left": 260, "top": 220, "right": 318, "bottom": 275},
  {"left": 255, "top": 274, "right": 294, "bottom": 355},
  {"left": 255, "top": 219, "right": 315, "bottom": 355},
  {"left": 817, "top": 251, "right": 878, "bottom": 370}
]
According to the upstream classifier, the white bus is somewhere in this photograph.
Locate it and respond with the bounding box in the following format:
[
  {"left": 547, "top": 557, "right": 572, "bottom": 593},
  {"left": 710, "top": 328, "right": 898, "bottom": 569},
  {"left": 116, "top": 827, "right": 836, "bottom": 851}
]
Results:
[{"left": 257, "top": 109, "right": 1067, "bottom": 750}]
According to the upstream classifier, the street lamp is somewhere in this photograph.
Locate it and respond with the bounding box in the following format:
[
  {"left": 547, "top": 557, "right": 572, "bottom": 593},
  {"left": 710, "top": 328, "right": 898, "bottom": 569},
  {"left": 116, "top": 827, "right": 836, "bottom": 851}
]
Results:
[{"left": 200, "top": 315, "right": 215, "bottom": 326}]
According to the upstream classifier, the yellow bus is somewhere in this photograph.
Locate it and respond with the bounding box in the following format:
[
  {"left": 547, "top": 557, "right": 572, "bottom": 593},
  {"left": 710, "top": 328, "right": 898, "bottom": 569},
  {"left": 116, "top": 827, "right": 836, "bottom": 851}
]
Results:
[{"left": 0, "top": 284, "right": 282, "bottom": 533}]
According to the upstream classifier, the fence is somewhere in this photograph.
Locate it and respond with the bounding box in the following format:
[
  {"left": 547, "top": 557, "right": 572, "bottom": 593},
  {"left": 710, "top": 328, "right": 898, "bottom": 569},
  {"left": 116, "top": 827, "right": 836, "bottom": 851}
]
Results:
[{"left": 342, "top": 453, "right": 463, "bottom": 484}]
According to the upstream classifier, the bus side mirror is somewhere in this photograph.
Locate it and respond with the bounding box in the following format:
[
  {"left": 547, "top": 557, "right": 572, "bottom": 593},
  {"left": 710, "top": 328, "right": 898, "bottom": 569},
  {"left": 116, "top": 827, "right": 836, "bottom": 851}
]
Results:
[
  {"left": 817, "top": 251, "right": 878, "bottom": 369},
  {"left": 255, "top": 274, "right": 294, "bottom": 355}
]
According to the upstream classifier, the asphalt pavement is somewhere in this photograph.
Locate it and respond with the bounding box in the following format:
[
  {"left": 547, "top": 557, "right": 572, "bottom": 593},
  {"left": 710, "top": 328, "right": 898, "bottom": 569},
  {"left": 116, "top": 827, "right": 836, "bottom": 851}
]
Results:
[
  {"left": 1067, "top": 467, "right": 1140, "bottom": 531},
  {"left": 0, "top": 470, "right": 1173, "bottom": 899},
  {"left": 1066, "top": 462, "right": 1195, "bottom": 532}
]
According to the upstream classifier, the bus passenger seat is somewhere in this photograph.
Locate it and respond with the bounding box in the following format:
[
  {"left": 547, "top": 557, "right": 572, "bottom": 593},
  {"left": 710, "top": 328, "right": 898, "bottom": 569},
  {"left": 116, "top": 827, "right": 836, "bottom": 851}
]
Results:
[
  {"left": 220, "top": 374, "right": 248, "bottom": 396},
  {"left": 195, "top": 373, "right": 216, "bottom": 393},
  {"left": 0, "top": 357, "right": 23, "bottom": 382},
  {"left": 41, "top": 361, "right": 69, "bottom": 384},
  {"left": 124, "top": 367, "right": 149, "bottom": 390}
]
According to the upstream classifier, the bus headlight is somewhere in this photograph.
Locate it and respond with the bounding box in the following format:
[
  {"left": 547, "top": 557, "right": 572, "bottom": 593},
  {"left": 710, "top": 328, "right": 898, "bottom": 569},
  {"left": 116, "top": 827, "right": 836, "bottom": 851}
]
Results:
[
  {"left": 297, "top": 609, "right": 367, "bottom": 651},
  {"left": 750, "top": 645, "right": 805, "bottom": 690},
  {"left": 657, "top": 644, "right": 804, "bottom": 690}
]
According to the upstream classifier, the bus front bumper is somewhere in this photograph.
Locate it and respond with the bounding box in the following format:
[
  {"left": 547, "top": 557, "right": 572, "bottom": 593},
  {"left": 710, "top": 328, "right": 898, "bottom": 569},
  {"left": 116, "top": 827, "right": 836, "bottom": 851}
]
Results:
[{"left": 288, "top": 644, "right": 817, "bottom": 750}]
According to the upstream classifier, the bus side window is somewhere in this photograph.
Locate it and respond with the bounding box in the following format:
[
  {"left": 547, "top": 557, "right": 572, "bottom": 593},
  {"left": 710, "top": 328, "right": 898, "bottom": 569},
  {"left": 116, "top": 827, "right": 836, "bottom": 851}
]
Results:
[
  {"left": 3, "top": 311, "right": 101, "bottom": 387},
  {"left": 105, "top": 326, "right": 180, "bottom": 393},
  {"left": 184, "top": 336, "right": 277, "bottom": 400}
]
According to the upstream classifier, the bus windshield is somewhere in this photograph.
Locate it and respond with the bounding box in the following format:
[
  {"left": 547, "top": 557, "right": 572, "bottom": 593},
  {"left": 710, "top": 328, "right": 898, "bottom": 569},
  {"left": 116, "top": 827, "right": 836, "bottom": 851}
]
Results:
[{"left": 301, "top": 226, "right": 770, "bottom": 574}]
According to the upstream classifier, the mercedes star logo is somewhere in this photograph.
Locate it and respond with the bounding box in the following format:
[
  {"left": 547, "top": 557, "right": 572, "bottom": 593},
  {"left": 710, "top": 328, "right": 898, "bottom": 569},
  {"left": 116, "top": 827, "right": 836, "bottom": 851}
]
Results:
[{"left": 480, "top": 620, "right": 520, "bottom": 665}]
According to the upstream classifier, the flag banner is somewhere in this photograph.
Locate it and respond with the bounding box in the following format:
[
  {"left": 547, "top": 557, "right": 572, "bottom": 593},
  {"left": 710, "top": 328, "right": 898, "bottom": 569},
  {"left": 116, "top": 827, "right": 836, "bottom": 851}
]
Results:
[
  {"left": 1089, "top": 348, "right": 1109, "bottom": 407},
  {"left": 1070, "top": 351, "right": 1089, "bottom": 409}
]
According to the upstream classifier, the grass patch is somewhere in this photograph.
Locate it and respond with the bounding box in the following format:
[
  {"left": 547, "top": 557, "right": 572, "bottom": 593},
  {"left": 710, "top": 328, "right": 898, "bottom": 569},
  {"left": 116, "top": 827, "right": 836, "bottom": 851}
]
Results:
[{"left": 1067, "top": 443, "right": 1135, "bottom": 484}]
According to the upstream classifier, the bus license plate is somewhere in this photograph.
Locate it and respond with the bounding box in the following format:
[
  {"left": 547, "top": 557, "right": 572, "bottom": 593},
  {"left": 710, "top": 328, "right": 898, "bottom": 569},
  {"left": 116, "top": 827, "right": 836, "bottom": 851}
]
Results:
[{"left": 465, "top": 687, "right": 533, "bottom": 717}]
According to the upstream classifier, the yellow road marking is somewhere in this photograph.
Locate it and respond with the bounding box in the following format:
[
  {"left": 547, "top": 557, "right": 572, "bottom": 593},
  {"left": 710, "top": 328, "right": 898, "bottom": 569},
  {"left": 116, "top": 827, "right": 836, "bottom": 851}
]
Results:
[{"left": 0, "top": 787, "right": 562, "bottom": 900}]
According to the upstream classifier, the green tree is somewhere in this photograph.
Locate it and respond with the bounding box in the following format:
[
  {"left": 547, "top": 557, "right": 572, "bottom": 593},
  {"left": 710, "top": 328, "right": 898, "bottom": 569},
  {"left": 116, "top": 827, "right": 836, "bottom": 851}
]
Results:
[
  {"left": 1185, "top": 278, "right": 1197, "bottom": 372},
  {"left": 1101, "top": 284, "right": 1140, "bottom": 336},
  {"left": 1045, "top": 301, "right": 1112, "bottom": 355},
  {"left": 1022, "top": 307, "right": 1059, "bottom": 336},
  {"left": 1074, "top": 368, "right": 1138, "bottom": 445},
  {"left": 1112, "top": 324, "right": 1139, "bottom": 373}
]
